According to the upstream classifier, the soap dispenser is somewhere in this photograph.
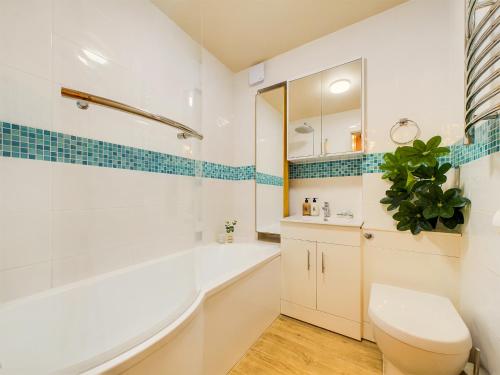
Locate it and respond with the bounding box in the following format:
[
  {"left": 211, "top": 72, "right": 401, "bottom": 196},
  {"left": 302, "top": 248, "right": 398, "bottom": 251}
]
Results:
[
  {"left": 311, "top": 198, "right": 320, "bottom": 216},
  {"left": 302, "top": 198, "right": 311, "bottom": 216}
]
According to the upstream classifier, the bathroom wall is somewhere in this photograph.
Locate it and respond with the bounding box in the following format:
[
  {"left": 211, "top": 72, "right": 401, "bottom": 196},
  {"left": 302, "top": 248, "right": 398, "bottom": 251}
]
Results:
[
  {"left": 0, "top": 0, "right": 238, "bottom": 302},
  {"left": 231, "top": 0, "right": 469, "bottom": 341},
  {"left": 200, "top": 49, "right": 239, "bottom": 242},
  {"left": 233, "top": 0, "right": 464, "bottom": 233},
  {"left": 459, "top": 122, "right": 500, "bottom": 374}
]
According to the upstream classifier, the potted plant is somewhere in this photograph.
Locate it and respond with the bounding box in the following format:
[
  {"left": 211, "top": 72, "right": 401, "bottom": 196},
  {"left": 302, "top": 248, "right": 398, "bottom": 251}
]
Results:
[
  {"left": 225, "top": 220, "right": 237, "bottom": 243},
  {"left": 379, "top": 136, "right": 470, "bottom": 235}
]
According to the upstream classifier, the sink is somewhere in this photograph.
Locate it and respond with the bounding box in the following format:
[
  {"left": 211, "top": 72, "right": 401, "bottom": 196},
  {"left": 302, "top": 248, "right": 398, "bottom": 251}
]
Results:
[{"left": 281, "top": 215, "right": 363, "bottom": 228}]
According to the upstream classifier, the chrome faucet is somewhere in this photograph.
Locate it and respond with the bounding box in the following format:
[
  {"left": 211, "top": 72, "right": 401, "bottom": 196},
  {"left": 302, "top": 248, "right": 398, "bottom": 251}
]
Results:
[
  {"left": 337, "top": 210, "right": 354, "bottom": 219},
  {"left": 322, "top": 202, "right": 331, "bottom": 221}
]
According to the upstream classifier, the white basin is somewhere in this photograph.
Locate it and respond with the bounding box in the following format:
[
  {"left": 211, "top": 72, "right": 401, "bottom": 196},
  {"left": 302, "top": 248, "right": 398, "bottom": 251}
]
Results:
[{"left": 281, "top": 215, "right": 363, "bottom": 228}]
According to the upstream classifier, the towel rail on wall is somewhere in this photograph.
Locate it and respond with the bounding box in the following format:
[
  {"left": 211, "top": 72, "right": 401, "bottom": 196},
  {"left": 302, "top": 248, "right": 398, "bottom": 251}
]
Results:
[
  {"left": 464, "top": 0, "right": 499, "bottom": 140},
  {"left": 61, "top": 87, "right": 203, "bottom": 140}
]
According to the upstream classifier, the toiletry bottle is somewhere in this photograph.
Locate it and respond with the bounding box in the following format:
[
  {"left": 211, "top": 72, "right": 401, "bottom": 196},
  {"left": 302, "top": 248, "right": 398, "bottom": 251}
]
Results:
[
  {"left": 311, "top": 198, "right": 320, "bottom": 216},
  {"left": 302, "top": 198, "right": 311, "bottom": 216}
]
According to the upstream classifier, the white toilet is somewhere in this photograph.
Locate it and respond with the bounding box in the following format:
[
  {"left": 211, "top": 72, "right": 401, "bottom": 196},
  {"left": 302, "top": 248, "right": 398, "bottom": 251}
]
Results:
[{"left": 369, "top": 284, "right": 472, "bottom": 375}]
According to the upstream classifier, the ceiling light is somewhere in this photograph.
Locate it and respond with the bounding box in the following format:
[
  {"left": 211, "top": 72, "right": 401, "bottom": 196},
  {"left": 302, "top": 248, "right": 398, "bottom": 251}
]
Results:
[{"left": 329, "top": 79, "right": 351, "bottom": 94}]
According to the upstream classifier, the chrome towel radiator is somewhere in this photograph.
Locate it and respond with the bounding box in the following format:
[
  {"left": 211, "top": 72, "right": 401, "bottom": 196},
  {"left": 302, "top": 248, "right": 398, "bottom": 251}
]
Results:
[{"left": 465, "top": 0, "right": 499, "bottom": 141}]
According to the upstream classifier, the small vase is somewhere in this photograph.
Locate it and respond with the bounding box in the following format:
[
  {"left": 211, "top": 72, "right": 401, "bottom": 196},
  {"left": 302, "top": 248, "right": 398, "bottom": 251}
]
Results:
[{"left": 225, "top": 233, "right": 234, "bottom": 243}]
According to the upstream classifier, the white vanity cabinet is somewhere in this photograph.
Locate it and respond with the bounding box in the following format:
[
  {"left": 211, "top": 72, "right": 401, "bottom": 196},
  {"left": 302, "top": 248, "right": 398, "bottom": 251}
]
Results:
[
  {"left": 280, "top": 219, "right": 362, "bottom": 340},
  {"left": 281, "top": 238, "right": 317, "bottom": 309}
]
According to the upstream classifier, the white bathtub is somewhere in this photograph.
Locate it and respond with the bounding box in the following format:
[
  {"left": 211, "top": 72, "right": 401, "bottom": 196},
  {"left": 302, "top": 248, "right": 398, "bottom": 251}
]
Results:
[{"left": 0, "top": 242, "right": 280, "bottom": 375}]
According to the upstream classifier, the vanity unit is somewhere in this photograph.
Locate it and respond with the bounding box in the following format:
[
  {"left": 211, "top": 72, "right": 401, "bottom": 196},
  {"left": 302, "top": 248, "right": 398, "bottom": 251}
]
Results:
[{"left": 280, "top": 216, "right": 363, "bottom": 340}]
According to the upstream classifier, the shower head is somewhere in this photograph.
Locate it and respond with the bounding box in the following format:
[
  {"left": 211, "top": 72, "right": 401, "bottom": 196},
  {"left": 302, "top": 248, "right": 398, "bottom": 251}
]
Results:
[{"left": 295, "top": 123, "right": 314, "bottom": 134}]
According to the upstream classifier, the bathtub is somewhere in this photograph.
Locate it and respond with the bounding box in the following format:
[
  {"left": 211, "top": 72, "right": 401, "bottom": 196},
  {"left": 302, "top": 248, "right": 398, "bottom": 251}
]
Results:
[{"left": 0, "top": 242, "right": 281, "bottom": 375}]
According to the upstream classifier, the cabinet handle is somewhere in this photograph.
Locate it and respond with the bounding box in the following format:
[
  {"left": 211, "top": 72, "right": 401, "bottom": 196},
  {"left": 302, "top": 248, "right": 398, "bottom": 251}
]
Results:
[
  {"left": 307, "top": 250, "right": 310, "bottom": 270},
  {"left": 321, "top": 252, "right": 325, "bottom": 273}
]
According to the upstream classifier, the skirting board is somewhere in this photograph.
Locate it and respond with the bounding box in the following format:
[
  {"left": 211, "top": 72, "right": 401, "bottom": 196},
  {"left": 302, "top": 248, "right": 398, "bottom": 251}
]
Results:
[{"left": 281, "top": 300, "right": 361, "bottom": 340}]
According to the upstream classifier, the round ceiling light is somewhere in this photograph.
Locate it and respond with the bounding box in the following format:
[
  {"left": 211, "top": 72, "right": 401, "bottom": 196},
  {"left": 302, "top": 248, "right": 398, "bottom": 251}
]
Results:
[{"left": 329, "top": 79, "right": 351, "bottom": 94}]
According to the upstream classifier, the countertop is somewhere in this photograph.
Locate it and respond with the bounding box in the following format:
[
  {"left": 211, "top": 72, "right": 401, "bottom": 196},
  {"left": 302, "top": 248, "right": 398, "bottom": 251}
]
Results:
[{"left": 281, "top": 215, "right": 363, "bottom": 228}]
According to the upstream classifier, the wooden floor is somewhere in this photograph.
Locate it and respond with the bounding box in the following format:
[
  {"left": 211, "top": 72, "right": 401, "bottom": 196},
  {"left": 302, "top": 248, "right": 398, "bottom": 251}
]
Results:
[{"left": 229, "top": 315, "right": 382, "bottom": 375}]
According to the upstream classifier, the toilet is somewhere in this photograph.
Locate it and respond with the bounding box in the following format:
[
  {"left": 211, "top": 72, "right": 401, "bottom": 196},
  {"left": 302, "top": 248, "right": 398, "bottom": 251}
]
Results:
[{"left": 369, "top": 284, "right": 472, "bottom": 375}]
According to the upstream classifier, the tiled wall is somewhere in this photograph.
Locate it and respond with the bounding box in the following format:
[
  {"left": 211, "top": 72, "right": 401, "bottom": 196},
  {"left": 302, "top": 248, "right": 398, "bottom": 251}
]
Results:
[
  {"left": 0, "top": 0, "right": 239, "bottom": 303},
  {"left": 288, "top": 118, "right": 499, "bottom": 179},
  {"left": 289, "top": 158, "right": 363, "bottom": 179},
  {"left": 459, "top": 117, "right": 500, "bottom": 374},
  {"left": 0, "top": 121, "right": 262, "bottom": 180},
  {"left": 255, "top": 172, "right": 283, "bottom": 186}
]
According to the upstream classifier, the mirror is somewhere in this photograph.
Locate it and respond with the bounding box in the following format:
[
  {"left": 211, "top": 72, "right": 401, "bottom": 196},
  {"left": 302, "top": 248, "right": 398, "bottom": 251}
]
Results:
[
  {"left": 288, "top": 58, "right": 363, "bottom": 160},
  {"left": 288, "top": 72, "right": 322, "bottom": 158},
  {"left": 255, "top": 84, "right": 287, "bottom": 235},
  {"left": 321, "top": 59, "right": 363, "bottom": 155}
]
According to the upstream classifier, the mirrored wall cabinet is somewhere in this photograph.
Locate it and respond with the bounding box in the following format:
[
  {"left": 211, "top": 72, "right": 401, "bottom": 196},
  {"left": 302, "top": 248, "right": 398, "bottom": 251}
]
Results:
[{"left": 287, "top": 58, "right": 364, "bottom": 162}]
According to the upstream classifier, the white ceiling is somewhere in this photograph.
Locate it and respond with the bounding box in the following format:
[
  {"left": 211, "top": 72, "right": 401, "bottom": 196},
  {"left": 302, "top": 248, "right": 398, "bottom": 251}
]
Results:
[{"left": 153, "top": 0, "right": 408, "bottom": 72}]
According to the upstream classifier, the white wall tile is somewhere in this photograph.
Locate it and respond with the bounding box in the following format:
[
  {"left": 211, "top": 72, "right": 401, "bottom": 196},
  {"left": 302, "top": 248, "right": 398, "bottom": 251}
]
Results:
[
  {"left": 201, "top": 50, "right": 235, "bottom": 166},
  {"left": 0, "top": 158, "right": 51, "bottom": 211},
  {"left": 460, "top": 154, "right": 500, "bottom": 374},
  {"left": 0, "top": 65, "right": 52, "bottom": 130},
  {"left": 0, "top": 262, "right": 52, "bottom": 303},
  {"left": 289, "top": 177, "right": 363, "bottom": 219},
  {"left": 51, "top": 253, "right": 92, "bottom": 287},
  {"left": 0, "top": 209, "right": 52, "bottom": 271},
  {"left": 52, "top": 35, "right": 141, "bottom": 109},
  {"left": 0, "top": 0, "right": 219, "bottom": 304},
  {"left": 0, "top": 0, "right": 52, "bottom": 80},
  {"left": 232, "top": 181, "right": 257, "bottom": 242},
  {"left": 362, "top": 173, "right": 395, "bottom": 230},
  {"left": 202, "top": 178, "right": 235, "bottom": 243},
  {"left": 52, "top": 0, "right": 147, "bottom": 71},
  {"left": 0, "top": 159, "right": 52, "bottom": 271}
]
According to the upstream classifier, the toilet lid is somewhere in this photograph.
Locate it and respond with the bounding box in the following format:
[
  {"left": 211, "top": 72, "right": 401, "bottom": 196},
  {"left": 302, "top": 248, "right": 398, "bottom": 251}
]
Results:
[{"left": 368, "top": 284, "right": 472, "bottom": 354}]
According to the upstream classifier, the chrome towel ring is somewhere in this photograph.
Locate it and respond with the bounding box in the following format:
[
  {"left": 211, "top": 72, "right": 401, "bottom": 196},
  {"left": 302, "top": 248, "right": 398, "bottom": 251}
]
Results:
[{"left": 389, "top": 118, "right": 420, "bottom": 145}]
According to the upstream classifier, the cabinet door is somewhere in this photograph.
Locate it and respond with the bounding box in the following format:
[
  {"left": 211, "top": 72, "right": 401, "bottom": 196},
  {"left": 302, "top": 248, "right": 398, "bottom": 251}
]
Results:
[
  {"left": 281, "top": 238, "right": 316, "bottom": 309},
  {"left": 316, "top": 243, "right": 361, "bottom": 321}
]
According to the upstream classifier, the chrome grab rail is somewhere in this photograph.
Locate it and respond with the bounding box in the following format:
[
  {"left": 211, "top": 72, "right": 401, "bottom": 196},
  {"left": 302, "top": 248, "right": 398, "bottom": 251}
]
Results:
[
  {"left": 464, "top": 0, "right": 499, "bottom": 139},
  {"left": 61, "top": 87, "right": 203, "bottom": 140}
]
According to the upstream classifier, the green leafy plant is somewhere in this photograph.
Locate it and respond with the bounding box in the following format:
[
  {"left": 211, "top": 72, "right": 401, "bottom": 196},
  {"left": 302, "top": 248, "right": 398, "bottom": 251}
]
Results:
[
  {"left": 380, "top": 136, "right": 470, "bottom": 235},
  {"left": 225, "top": 220, "right": 237, "bottom": 234}
]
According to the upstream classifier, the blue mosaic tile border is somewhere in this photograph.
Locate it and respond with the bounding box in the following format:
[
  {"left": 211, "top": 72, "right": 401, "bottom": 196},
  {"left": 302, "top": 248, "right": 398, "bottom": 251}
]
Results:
[
  {"left": 256, "top": 172, "right": 283, "bottom": 186},
  {"left": 290, "top": 117, "right": 499, "bottom": 178},
  {"left": 2, "top": 118, "right": 497, "bottom": 180},
  {"left": 0, "top": 122, "right": 198, "bottom": 175},
  {"left": 362, "top": 153, "right": 384, "bottom": 174},
  {"left": 234, "top": 165, "right": 256, "bottom": 180},
  {"left": 0, "top": 121, "right": 257, "bottom": 181},
  {"left": 289, "top": 158, "right": 362, "bottom": 179},
  {"left": 451, "top": 118, "right": 499, "bottom": 166},
  {"left": 201, "top": 163, "right": 255, "bottom": 180}
]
